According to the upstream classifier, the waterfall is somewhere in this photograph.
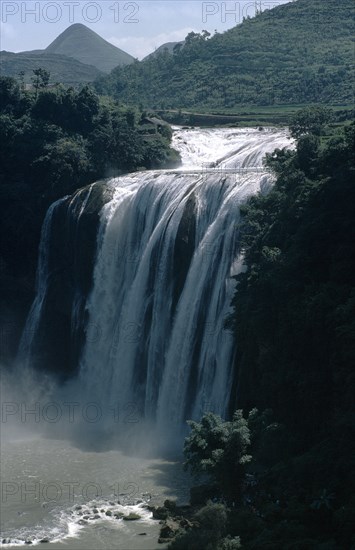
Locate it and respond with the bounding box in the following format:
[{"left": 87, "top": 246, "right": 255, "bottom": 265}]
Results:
[
  {"left": 78, "top": 128, "right": 292, "bottom": 431},
  {"left": 19, "top": 127, "right": 292, "bottom": 437}
]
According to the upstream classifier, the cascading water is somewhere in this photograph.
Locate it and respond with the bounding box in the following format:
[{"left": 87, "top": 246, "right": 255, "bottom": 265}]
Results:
[{"left": 19, "top": 127, "right": 292, "bottom": 441}]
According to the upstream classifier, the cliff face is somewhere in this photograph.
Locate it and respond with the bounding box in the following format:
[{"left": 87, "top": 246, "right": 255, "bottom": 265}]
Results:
[{"left": 19, "top": 182, "right": 113, "bottom": 379}]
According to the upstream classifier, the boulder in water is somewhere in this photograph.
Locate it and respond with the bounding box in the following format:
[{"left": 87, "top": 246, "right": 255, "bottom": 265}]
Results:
[{"left": 123, "top": 512, "right": 141, "bottom": 521}]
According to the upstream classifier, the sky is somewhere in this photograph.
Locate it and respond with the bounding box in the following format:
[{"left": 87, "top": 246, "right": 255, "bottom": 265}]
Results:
[{"left": 0, "top": 1, "right": 290, "bottom": 60}]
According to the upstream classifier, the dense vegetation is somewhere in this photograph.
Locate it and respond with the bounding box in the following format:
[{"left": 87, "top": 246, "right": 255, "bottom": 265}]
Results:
[
  {"left": 0, "top": 74, "right": 179, "bottom": 360},
  {"left": 175, "top": 115, "right": 355, "bottom": 549},
  {"left": 95, "top": 0, "right": 354, "bottom": 110}
]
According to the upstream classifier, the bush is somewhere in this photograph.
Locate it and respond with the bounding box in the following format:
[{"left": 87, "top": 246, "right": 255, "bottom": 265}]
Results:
[{"left": 184, "top": 411, "right": 252, "bottom": 501}]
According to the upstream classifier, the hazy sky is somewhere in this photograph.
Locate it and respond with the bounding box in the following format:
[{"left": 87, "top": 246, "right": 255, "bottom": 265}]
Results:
[{"left": 0, "top": 1, "right": 290, "bottom": 59}]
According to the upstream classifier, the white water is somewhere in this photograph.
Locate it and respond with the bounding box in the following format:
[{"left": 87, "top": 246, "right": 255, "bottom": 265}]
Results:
[{"left": 77, "top": 127, "right": 292, "bottom": 439}]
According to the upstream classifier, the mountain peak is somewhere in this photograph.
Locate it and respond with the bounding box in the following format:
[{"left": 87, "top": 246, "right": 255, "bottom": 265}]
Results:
[{"left": 45, "top": 23, "right": 134, "bottom": 73}]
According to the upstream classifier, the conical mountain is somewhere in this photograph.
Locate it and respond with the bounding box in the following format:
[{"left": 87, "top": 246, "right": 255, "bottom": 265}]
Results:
[{"left": 45, "top": 23, "right": 134, "bottom": 73}]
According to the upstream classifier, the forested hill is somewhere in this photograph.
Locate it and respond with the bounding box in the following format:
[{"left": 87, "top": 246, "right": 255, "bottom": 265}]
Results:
[{"left": 96, "top": 0, "right": 354, "bottom": 109}]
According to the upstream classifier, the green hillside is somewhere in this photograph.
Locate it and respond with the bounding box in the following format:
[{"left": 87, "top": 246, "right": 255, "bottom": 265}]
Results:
[
  {"left": 96, "top": 0, "right": 354, "bottom": 109},
  {"left": 46, "top": 23, "right": 135, "bottom": 73},
  {"left": 0, "top": 51, "right": 102, "bottom": 85}
]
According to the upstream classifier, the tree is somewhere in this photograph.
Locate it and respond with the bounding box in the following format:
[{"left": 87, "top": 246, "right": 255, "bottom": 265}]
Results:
[
  {"left": 184, "top": 411, "right": 252, "bottom": 501},
  {"left": 289, "top": 106, "right": 332, "bottom": 139},
  {"left": 18, "top": 71, "right": 25, "bottom": 93},
  {"left": 32, "top": 68, "right": 50, "bottom": 98},
  {"left": 0, "top": 76, "right": 20, "bottom": 112}
]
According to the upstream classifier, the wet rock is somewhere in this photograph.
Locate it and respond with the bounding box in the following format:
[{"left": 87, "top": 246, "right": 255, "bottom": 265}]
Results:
[
  {"left": 83, "top": 515, "right": 90, "bottom": 520},
  {"left": 114, "top": 512, "right": 124, "bottom": 519},
  {"left": 39, "top": 538, "right": 50, "bottom": 543},
  {"left": 152, "top": 506, "right": 169, "bottom": 520},
  {"left": 123, "top": 513, "right": 141, "bottom": 521},
  {"left": 100, "top": 509, "right": 105, "bottom": 512},
  {"left": 78, "top": 519, "right": 88, "bottom": 526},
  {"left": 94, "top": 514, "right": 100, "bottom": 519},
  {"left": 75, "top": 505, "right": 82, "bottom": 510},
  {"left": 93, "top": 508, "right": 99, "bottom": 514},
  {"left": 138, "top": 533, "right": 147, "bottom": 536},
  {"left": 105, "top": 510, "right": 112, "bottom": 516},
  {"left": 109, "top": 501, "right": 115, "bottom": 505}
]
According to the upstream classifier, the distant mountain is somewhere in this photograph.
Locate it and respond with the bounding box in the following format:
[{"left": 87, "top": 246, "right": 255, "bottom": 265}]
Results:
[
  {"left": 45, "top": 23, "right": 135, "bottom": 73},
  {"left": 143, "top": 41, "right": 183, "bottom": 61},
  {"left": 96, "top": 0, "right": 354, "bottom": 108},
  {"left": 0, "top": 51, "right": 102, "bottom": 85}
]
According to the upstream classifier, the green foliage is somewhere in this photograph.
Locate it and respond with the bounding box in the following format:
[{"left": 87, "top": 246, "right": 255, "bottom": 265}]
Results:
[
  {"left": 0, "top": 76, "right": 21, "bottom": 110},
  {"left": 184, "top": 411, "right": 251, "bottom": 500},
  {"left": 218, "top": 536, "right": 242, "bottom": 550},
  {"left": 168, "top": 502, "right": 229, "bottom": 550},
  {"left": 32, "top": 68, "right": 50, "bottom": 94},
  {"left": 195, "top": 501, "right": 228, "bottom": 534},
  {"left": 289, "top": 106, "right": 332, "bottom": 138},
  {"left": 95, "top": 0, "right": 354, "bottom": 109}
]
